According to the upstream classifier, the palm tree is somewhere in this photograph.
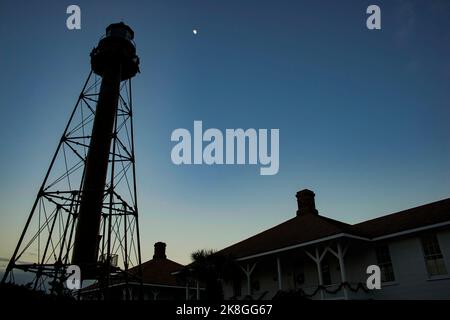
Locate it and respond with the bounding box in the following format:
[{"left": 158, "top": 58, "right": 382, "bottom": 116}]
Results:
[{"left": 186, "top": 249, "right": 240, "bottom": 301}]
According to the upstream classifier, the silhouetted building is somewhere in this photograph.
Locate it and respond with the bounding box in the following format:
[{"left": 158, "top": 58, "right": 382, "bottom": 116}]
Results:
[
  {"left": 134, "top": 242, "right": 197, "bottom": 300},
  {"left": 214, "top": 189, "right": 450, "bottom": 300},
  {"left": 81, "top": 242, "right": 201, "bottom": 300}
]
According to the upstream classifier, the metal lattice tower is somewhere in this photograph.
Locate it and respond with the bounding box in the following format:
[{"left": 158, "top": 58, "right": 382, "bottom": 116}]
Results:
[{"left": 1, "top": 23, "right": 143, "bottom": 299}]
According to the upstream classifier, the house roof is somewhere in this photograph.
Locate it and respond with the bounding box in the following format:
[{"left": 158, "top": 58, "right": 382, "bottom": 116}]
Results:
[
  {"left": 352, "top": 198, "right": 450, "bottom": 238},
  {"left": 129, "top": 257, "right": 183, "bottom": 286},
  {"left": 218, "top": 213, "right": 356, "bottom": 259},
  {"left": 217, "top": 197, "right": 450, "bottom": 259},
  {"left": 81, "top": 242, "right": 184, "bottom": 292}
]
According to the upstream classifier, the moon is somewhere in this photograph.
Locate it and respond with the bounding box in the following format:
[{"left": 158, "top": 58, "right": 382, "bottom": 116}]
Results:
[{"left": 193, "top": 29, "right": 198, "bottom": 35}]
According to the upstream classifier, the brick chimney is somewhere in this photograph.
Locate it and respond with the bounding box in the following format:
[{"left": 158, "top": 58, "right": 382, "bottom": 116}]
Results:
[
  {"left": 296, "top": 189, "right": 318, "bottom": 216},
  {"left": 153, "top": 242, "right": 167, "bottom": 259}
]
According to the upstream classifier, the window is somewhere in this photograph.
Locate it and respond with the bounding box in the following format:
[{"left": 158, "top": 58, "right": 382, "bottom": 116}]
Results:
[
  {"left": 375, "top": 245, "right": 395, "bottom": 282},
  {"left": 421, "top": 234, "right": 448, "bottom": 277},
  {"left": 293, "top": 261, "right": 305, "bottom": 287},
  {"left": 251, "top": 280, "right": 260, "bottom": 292},
  {"left": 232, "top": 278, "right": 241, "bottom": 297},
  {"left": 321, "top": 261, "right": 332, "bottom": 285}
]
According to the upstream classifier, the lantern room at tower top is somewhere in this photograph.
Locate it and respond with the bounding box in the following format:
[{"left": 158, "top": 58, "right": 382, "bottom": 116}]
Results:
[{"left": 90, "top": 22, "right": 140, "bottom": 81}]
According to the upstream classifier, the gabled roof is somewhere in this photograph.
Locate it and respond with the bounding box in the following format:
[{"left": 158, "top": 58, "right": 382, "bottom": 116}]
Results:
[{"left": 217, "top": 198, "right": 450, "bottom": 259}]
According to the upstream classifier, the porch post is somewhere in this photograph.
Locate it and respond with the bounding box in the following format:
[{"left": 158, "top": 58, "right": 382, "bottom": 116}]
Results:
[
  {"left": 315, "top": 247, "right": 324, "bottom": 300},
  {"left": 337, "top": 242, "right": 348, "bottom": 300},
  {"left": 185, "top": 281, "right": 189, "bottom": 300},
  {"left": 276, "top": 256, "right": 283, "bottom": 291},
  {"left": 329, "top": 242, "right": 349, "bottom": 300},
  {"left": 305, "top": 247, "right": 327, "bottom": 300},
  {"left": 240, "top": 263, "right": 256, "bottom": 296},
  {"left": 196, "top": 280, "right": 200, "bottom": 300}
]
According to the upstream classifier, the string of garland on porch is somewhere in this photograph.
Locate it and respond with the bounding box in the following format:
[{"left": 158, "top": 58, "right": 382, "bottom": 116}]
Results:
[{"left": 271, "top": 282, "right": 370, "bottom": 300}]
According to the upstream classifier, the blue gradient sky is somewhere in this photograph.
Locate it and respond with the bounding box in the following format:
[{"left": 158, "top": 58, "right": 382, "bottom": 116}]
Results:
[{"left": 0, "top": 0, "right": 449, "bottom": 265}]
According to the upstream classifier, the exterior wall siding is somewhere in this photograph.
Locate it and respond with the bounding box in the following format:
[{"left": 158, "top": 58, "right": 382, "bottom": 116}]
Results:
[
  {"left": 223, "top": 229, "right": 450, "bottom": 300},
  {"left": 371, "top": 230, "right": 450, "bottom": 299}
]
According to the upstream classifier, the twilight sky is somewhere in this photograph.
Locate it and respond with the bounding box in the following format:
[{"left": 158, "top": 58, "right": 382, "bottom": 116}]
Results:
[{"left": 0, "top": 0, "right": 449, "bottom": 267}]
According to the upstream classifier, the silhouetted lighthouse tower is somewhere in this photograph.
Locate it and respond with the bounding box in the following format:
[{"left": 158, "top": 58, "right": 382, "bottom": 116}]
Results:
[
  {"left": 72, "top": 23, "right": 139, "bottom": 268},
  {"left": 1, "top": 23, "right": 142, "bottom": 298}
]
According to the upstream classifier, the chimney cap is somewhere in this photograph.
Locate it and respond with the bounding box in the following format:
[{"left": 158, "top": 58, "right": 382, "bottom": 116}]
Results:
[
  {"left": 296, "top": 189, "right": 315, "bottom": 197},
  {"left": 296, "top": 189, "right": 318, "bottom": 216},
  {"left": 153, "top": 242, "right": 167, "bottom": 259}
]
